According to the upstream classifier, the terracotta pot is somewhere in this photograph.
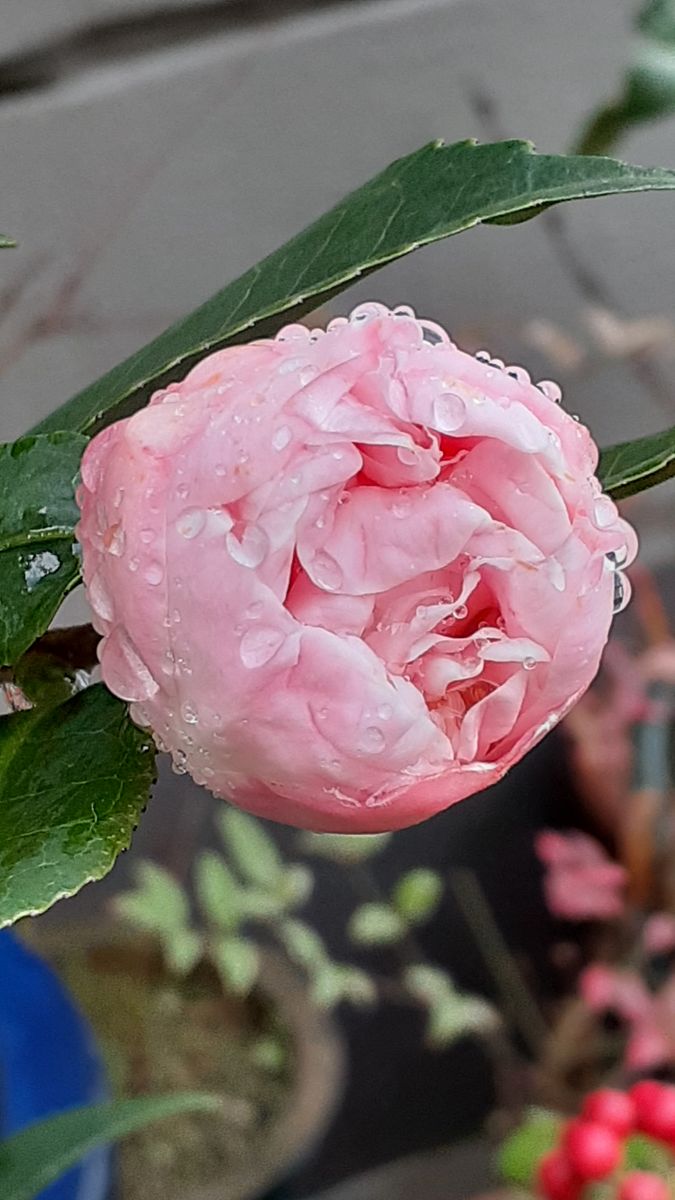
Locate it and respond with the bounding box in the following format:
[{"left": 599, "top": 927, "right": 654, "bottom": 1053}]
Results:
[{"left": 23, "top": 924, "right": 345, "bottom": 1200}]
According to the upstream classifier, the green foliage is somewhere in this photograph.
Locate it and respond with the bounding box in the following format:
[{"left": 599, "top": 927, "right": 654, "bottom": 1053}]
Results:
[
  {"left": 498, "top": 1110, "right": 563, "bottom": 1188},
  {"left": 404, "top": 964, "right": 497, "bottom": 1048},
  {"left": 392, "top": 869, "right": 443, "bottom": 924},
  {"left": 0, "top": 235, "right": 15, "bottom": 248},
  {"left": 300, "top": 832, "right": 392, "bottom": 863},
  {"left": 212, "top": 935, "right": 259, "bottom": 997},
  {"left": 217, "top": 809, "right": 284, "bottom": 890},
  {"left": 0, "top": 686, "right": 155, "bottom": 929},
  {"left": 0, "top": 1094, "right": 220, "bottom": 1200},
  {"left": 310, "top": 963, "right": 377, "bottom": 1010},
  {"left": 575, "top": 0, "right": 675, "bottom": 155},
  {"left": 278, "top": 917, "right": 328, "bottom": 970},
  {"left": 31, "top": 140, "right": 675, "bottom": 442},
  {"left": 0, "top": 433, "right": 87, "bottom": 666},
  {"left": 598, "top": 424, "right": 675, "bottom": 498},
  {"left": 624, "top": 1133, "right": 674, "bottom": 1174},
  {"left": 194, "top": 850, "right": 241, "bottom": 933},
  {"left": 348, "top": 902, "right": 406, "bottom": 946}
]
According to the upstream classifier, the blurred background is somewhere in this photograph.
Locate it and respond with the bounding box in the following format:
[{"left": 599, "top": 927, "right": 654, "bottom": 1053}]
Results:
[{"left": 2, "top": 2, "right": 675, "bottom": 1199}]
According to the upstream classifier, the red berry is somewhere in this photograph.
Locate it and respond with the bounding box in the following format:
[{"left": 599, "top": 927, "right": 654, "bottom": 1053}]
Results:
[
  {"left": 618, "top": 1171, "right": 670, "bottom": 1200},
  {"left": 563, "top": 1119, "right": 622, "bottom": 1180},
  {"left": 582, "top": 1088, "right": 636, "bottom": 1137},
  {"left": 538, "top": 1150, "right": 582, "bottom": 1200},
  {"left": 631, "top": 1081, "right": 675, "bottom": 1142}
]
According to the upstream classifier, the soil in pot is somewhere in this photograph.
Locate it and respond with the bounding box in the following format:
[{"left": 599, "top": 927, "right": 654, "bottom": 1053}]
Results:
[{"left": 37, "top": 936, "right": 294, "bottom": 1200}]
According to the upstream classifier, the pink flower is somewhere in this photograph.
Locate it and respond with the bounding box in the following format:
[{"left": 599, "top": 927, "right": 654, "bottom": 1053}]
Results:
[
  {"left": 76, "top": 304, "right": 636, "bottom": 832},
  {"left": 579, "top": 962, "right": 675, "bottom": 1073},
  {"left": 644, "top": 914, "right": 675, "bottom": 959},
  {"left": 536, "top": 830, "right": 627, "bottom": 920}
]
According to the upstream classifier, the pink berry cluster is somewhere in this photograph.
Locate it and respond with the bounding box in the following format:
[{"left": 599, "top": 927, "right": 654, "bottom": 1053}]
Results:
[{"left": 538, "top": 1083, "right": 675, "bottom": 1200}]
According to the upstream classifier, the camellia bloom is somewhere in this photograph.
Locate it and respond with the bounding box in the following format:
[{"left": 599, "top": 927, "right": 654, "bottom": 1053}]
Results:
[{"left": 76, "top": 303, "right": 637, "bottom": 832}]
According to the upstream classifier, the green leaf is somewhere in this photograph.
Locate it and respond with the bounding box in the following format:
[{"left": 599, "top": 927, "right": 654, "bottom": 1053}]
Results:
[
  {"left": 164, "top": 928, "right": 204, "bottom": 976},
  {"left": 0, "top": 433, "right": 87, "bottom": 666},
  {"left": 31, "top": 140, "right": 675, "bottom": 440},
  {"left": 392, "top": 868, "right": 443, "bottom": 924},
  {"left": 217, "top": 808, "right": 283, "bottom": 889},
  {"left": 0, "top": 1094, "right": 220, "bottom": 1200},
  {"left": 115, "top": 861, "right": 190, "bottom": 934},
  {"left": 0, "top": 684, "right": 156, "bottom": 928},
  {"left": 598, "top": 425, "right": 675, "bottom": 498},
  {"left": 348, "top": 902, "right": 406, "bottom": 946},
  {"left": 278, "top": 917, "right": 328, "bottom": 969},
  {"left": 309, "top": 962, "right": 376, "bottom": 1009},
  {"left": 498, "top": 1110, "right": 563, "bottom": 1189},
  {"left": 575, "top": 0, "right": 675, "bottom": 156},
  {"left": 300, "top": 831, "right": 392, "bottom": 863},
  {"left": 404, "top": 964, "right": 496, "bottom": 1048},
  {"left": 212, "top": 935, "right": 259, "bottom": 997},
  {"left": 0, "top": 235, "right": 16, "bottom": 248},
  {"left": 624, "top": 1133, "right": 674, "bottom": 1173},
  {"left": 195, "top": 850, "right": 241, "bottom": 932},
  {"left": 277, "top": 863, "right": 314, "bottom": 910}
]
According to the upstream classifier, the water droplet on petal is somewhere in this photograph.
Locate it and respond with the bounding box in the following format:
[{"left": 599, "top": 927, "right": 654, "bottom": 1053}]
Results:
[
  {"left": 454, "top": 603, "right": 468, "bottom": 620},
  {"left": 176, "top": 508, "right": 205, "bottom": 539},
  {"left": 273, "top": 425, "right": 292, "bottom": 452},
  {"left": 176, "top": 482, "right": 190, "bottom": 500},
  {"left": 392, "top": 490, "right": 412, "bottom": 518},
  {"left": 140, "top": 528, "right": 154, "bottom": 544},
  {"left": 593, "top": 496, "right": 618, "bottom": 530},
  {"left": 432, "top": 392, "right": 466, "bottom": 433},
  {"left": 377, "top": 703, "right": 393, "bottom": 721},
  {"left": 239, "top": 626, "right": 285, "bottom": 668},
  {"left": 360, "top": 726, "right": 386, "bottom": 753},
  {"left": 181, "top": 701, "right": 199, "bottom": 725},
  {"left": 144, "top": 562, "right": 164, "bottom": 585},
  {"left": 311, "top": 551, "right": 343, "bottom": 592},
  {"left": 523, "top": 657, "right": 537, "bottom": 671},
  {"left": 128, "top": 556, "right": 140, "bottom": 573},
  {"left": 613, "top": 571, "right": 632, "bottom": 614},
  {"left": 113, "top": 487, "right": 125, "bottom": 508},
  {"left": 215, "top": 462, "right": 228, "bottom": 477},
  {"left": 245, "top": 600, "right": 264, "bottom": 619},
  {"left": 103, "top": 523, "right": 125, "bottom": 556},
  {"left": 537, "top": 380, "right": 562, "bottom": 403},
  {"left": 226, "top": 524, "right": 269, "bottom": 568}
]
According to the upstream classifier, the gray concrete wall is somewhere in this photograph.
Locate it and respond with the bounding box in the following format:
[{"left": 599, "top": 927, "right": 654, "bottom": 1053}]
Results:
[{"left": 1, "top": 0, "right": 674, "bottom": 564}]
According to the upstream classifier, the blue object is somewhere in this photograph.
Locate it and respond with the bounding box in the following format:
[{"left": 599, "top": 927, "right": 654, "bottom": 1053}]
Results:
[{"left": 0, "top": 930, "right": 111, "bottom": 1200}]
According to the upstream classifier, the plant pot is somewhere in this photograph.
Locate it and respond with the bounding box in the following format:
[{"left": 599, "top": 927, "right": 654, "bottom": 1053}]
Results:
[
  {"left": 0, "top": 929, "right": 112, "bottom": 1200},
  {"left": 303, "top": 1140, "right": 515, "bottom": 1200},
  {"left": 23, "top": 923, "right": 344, "bottom": 1200}
]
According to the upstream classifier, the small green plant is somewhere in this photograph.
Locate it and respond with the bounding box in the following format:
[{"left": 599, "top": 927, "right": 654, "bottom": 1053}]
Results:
[{"left": 115, "top": 812, "right": 496, "bottom": 1049}]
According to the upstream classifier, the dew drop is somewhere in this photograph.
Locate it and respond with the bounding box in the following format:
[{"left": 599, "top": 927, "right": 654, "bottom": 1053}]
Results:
[
  {"left": 537, "top": 380, "right": 563, "bottom": 403},
  {"left": 454, "top": 603, "right": 468, "bottom": 620},
  {"left": 360, "top": 725, "right": 386, "bottom": 753},
  {"left": 140, "top": 528, "right": 154, "bottom": 544},
  {"left": 128, "top": 556, "right": 140, "bottom": 573},
  {"left": 171, "top": 748, "right": 188, "bottom": 775},
  {"left": 245, "top": 600, "right": 264, "bottom": 619},
  {"left": 226, "top": 524, "right": 269, "bottom": 568},
  {"left": 176, "top": 508, "right": 205, "bottom": 539},
  {"left": 432, "top": 392, "right": 467, "bottom": 433},
  {"left": 181, "top": 701, "right": 199, "bottom": 724},
  {"left": 523, "top": 657, "right": 537, "bottom": 671},
  {"left": 113, "top": 487, "right": 125, "bottom": 508},
  {"left": 239, "top": 626, "right": 285, "bottom": 668},
  {"left": 272, "top": 425, "right": 292, "bottom": 452},
  {"left": 392, "top": 491, "right": 412, "bottom": 518},
  {"left": 613, "top": 571, "right": 632, "bottom": 614},
  {"left": 311, "top": 551, "right": 344, "bottom": 592},
  {"left": 144, "top": 562, "right": 164, "bottom": 586},
  {"left": 215, "top": 462, "right": 227, "bottom": 477},
  {"left": 377, "top": 703, "right": 393, "bottom": 721},
  {"left": 593, "top": 496, "right": 617, "bottom": 530},
  {"left": 176, "top": 482, "right": 190, "bottom": 500},
  {"left": 103, "top": 523, "right": 125, "bottom": 557}
]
